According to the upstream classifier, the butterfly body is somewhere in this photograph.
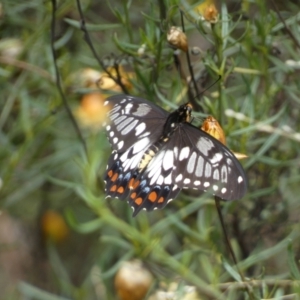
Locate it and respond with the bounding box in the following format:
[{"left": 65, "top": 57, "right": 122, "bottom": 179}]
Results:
[{"left": 103, "top": 94, "right": 247, "bottom": 216}]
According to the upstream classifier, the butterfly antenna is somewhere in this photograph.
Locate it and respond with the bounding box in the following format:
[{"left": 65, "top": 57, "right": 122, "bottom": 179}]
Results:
[{"left": 193, "top": 75, "right": 221, "bottom": 100}]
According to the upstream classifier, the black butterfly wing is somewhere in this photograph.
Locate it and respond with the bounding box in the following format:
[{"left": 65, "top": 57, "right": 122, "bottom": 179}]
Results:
[
  {"left": 169, "top": 122, "right": 247, "bottom": 200},
  {"left": 103, "top": 94, "right": 168, "bottom": 152},
  {"left": 104, "top": 95, "right": 175, "bottom": 213}
]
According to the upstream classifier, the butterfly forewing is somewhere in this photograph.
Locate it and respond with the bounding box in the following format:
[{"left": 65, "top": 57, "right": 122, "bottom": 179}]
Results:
[
  {"left": 171, "top": 123, "right": 247, "bottom": 199},
  {"left": 104, "top": 95, "right": 168, "bottom": 152}
]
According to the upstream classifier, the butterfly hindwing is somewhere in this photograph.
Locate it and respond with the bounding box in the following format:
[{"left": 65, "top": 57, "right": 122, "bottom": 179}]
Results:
[{"left": 105, "top": 150, "right": 181, "bottom": 216}]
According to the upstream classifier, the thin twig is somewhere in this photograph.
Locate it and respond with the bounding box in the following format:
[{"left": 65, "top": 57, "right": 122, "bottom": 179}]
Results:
[
  {"left": 0, "top": 56, "right": 53, "bottom": 81},
  {"left": 218, "top": 279, "right": 300, "bottom": 291},
  {"left": 271, "top": 0, "right": 300, "bottom": 50},
  {"left": 215, "top": 197, "right": 240, "bottom": 267},
  {"left": 50, "top": 0, "right": 87, "bottom": 156},
  {"left": 214, "top": 197, "right": 255, "bottom": 300},
  {"left": 75, "top": 0, "right": 129, "bottom": 94}
]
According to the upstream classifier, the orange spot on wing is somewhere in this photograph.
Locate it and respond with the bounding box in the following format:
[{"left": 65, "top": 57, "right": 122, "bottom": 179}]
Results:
[
  {"left": 110, "top": 185, "right": 117, "bottom": 192},
  {"left": 133, "top": 180, "right": 140, "bottom": 189},
  {"left": 111, "top": 173, "right": 118, "bottom": 182},
  {"left": 117, "top": 186, "right": 124, "bottom": 194},
  {"left": 148, "top": 191, "right": 157, "bottom": 202},
  {"left": 157, "top": 197, "right": 165, "bottom": 204},
  {"left": 128, "top": 178, "right": 140, "bottom": 189},
  {"left": 128, "top": 178, "right": 134, "bottom": 188},
  {"left": 130, "top": 192, "right": 137, "bottom": 199},
  {"left": 135, "top": 197, "right": 143, "bottom": 205},
  {"left": 107, "top": 170, "right": 113, "bottom": 178}
]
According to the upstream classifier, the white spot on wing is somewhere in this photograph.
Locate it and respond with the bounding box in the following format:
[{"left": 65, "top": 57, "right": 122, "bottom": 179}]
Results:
[
  {"left": 195, "top": 156, "right": 204, "bottom": 177},
  {"left": 213, "top": 185, "right": 218, "bottom": 191},
  {"left": 139, "top": 131, "right": 151, "bottom": 138},
  {"left": 175, "top": 174, "right": 183, "bottom": 182},
  {"left": 147, "top": 150, "right": 164, "bottom": 173},
  {"left": 157, "top": 175, "right": 164, "bottom": 185},
  {"left": 211, "top": 153, "right": 223, "bottom": 164},
  {"left": 184, "top": 178, "right": 191, "bottom": 184},
  {"left": 197, "top": 137, "right": 214, "bottom": 156},
  {"left": 204, "top": 182, "right": 210, "bottom": 188},
  {"left": 104, "top": 100, "right": 109, "bottom": 106},
  {"left": 149, "top": 166, "right": 161, "bottom": 185},
  {"left": 135, "top": 122, "right": 146, "bottom": 136},
  {"left": 226, "top": 158, "right": 233, "bottom": 166},
  {"left": 113, "top": 137, "right": 118, "bottom": 144},
  {"left": 117, "top": 140, "right": 124, "bottom": 150},
  {"left": 110, "top": 113, "right": 120, "bottom": 121},
  {"left": 164, "top": 173, "right": 172, "bottom": 184},
  {"left": 163, "top": 150, "right": 174, "bottom": 170},
  {"left": 221, "top": 165, "right": 227, "bottom": 183},
  {"left": 124, "top": 103, "right": 133, "bottom": 114},
  {"left": 179, "top": 146, "right": 190, "bottom": 161},
  {"left": 238, "top": 176, "right": 243, "bottom": 183},
  {"left": 121, "top": 119, "right": 139, "bottom": 135},
  {"left": 116, "top": 117, "right": 133, "bottom": 131},
  {"left": 221, "top": 187, "right": 227, "bottom": 194},
  {"left": 132, "top": 137, "right": 150, "bottom": 154},
  {"left": 106, "top": 125, "right": 111, "bottom": 131},
  {"left": 205, "top": 162, "right": 212, "bottom": 177},
  {"left": 110, "top": 105, "right": 121, "bottom": 114},
  {"left": 132, "top": 104, "right": 151, "bottom": 116},
  {"left": 187, "top": 151, "right": 197, "bottom": 174},
  {"left": 173, "top": 146, "right": 179, "bottom": 159},
  {"left": 109, "top": 131, "right": 114, "bottom": 137},
  {"left": 194, "top": 180, "right": 201, "bottom": 186},
  {"left": 213, "top": 169, "right": 220, "bottom": 180}
]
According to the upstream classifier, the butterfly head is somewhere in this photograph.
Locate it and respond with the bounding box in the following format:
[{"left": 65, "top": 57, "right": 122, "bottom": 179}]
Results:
[{"left": 178, "top": 103, "right": 193, "bottom": 123}]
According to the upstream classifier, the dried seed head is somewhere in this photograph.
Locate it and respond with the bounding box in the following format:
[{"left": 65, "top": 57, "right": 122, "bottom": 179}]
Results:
[
  {"left": 201, "top": 115, "right": 226, "bottom": 145},
  {"left": 114, "top": 260, "right": 153, "bottom": 300},
  {"left": 167, "top": 26, "right": 188, "bottom": 52},
  {"left": 201, "top": 116, "right": 247, "bottom": 160},
  {"left": 203, "top": 4, "right": 219, "bottom": 24}
]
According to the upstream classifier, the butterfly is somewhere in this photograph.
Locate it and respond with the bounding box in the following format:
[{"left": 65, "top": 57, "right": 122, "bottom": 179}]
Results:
[{"left": 103, "top": 94, "right": 247, "bottom": 216}]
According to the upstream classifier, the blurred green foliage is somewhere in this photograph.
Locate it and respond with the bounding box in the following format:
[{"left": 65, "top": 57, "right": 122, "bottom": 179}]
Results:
[{"left": 1, "top": 0, "right": 300, "bottom": 299}]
